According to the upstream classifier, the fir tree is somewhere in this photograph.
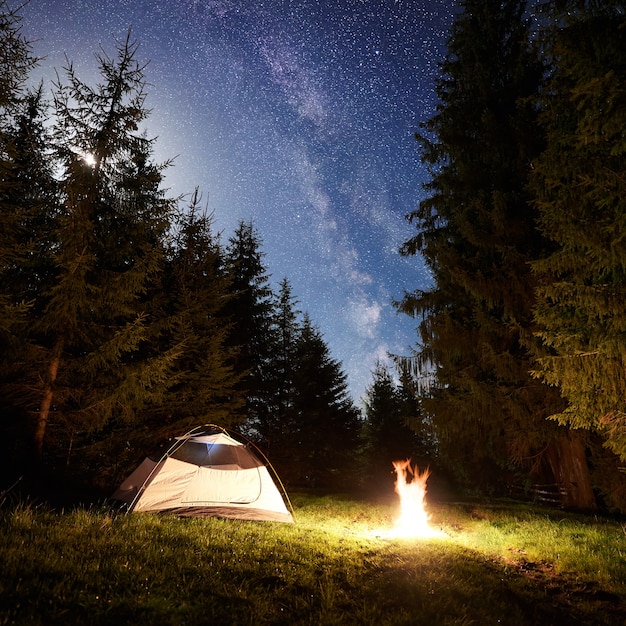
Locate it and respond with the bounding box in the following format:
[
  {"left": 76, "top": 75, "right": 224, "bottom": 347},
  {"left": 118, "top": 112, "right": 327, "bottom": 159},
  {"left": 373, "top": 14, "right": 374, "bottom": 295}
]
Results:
[
  {"left": 291, "top": 314, "right": 361, "bottom": 489},
  {"left": 0, "top": 2, "right": 44, "bottom": 360},
  {"left": 0, "top": 3, "right": 50, "bottom": 472},
  {"left": 130, "top": 189, "right": 245, "bottom": 445},
  {"left": 16, "top": 32, "right": 179, "bottom": 462},
  {"left": 531, "top": 2, "right": 626, "bottom": 462},
  {"left": 0, "top": 1, "right": 39, "bottom": 116},
  {"left": 224, "top": 221, "right": 275, "bottom": 426},
  {"left": 397, "top": 0, "right": 595, "bottom": 506},
  {"left": 257, "top": 277, "right": 301, "bottom": 463}
]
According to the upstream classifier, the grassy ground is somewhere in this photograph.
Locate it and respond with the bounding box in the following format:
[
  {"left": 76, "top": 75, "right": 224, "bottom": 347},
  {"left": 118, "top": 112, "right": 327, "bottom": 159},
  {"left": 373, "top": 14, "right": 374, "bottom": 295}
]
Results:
[{"left": 1, "top": 492, "right": 625, "bottom": 625}]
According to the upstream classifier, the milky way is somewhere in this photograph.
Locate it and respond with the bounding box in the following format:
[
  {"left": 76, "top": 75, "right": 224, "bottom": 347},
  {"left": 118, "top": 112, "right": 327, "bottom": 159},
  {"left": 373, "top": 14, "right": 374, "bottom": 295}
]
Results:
[{"left": 21, "top": 0, "right": 456, "bottom": 403}]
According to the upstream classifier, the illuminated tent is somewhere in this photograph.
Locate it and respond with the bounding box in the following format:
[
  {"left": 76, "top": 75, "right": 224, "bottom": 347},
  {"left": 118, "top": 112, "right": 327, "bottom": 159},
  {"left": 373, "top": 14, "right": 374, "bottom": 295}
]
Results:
[{"left": 112, "top": 425, "right": 294, "bottom": 523}]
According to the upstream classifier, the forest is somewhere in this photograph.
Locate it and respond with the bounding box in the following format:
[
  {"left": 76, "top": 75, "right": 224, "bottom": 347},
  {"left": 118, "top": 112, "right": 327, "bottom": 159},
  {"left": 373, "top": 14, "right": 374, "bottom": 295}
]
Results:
[{"left": 1, "top": 0, "right": 626, "bottom": 514}]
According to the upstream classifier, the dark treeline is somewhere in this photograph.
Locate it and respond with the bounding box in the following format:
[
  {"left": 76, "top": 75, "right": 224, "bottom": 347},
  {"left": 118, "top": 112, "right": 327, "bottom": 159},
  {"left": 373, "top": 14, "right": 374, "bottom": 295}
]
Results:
[
  {"left": 397, "top": 0, "right": 626, "bottom": 511},
  {"left": 0, "top": 4, "right": 375, "bottom": 495}
]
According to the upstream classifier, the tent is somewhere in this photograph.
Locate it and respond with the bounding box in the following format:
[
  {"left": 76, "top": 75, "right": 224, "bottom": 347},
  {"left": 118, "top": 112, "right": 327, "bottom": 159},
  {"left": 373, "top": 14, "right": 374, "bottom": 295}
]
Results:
[{"left": 112, "top": 425, "right": 294, "bottom": 523}]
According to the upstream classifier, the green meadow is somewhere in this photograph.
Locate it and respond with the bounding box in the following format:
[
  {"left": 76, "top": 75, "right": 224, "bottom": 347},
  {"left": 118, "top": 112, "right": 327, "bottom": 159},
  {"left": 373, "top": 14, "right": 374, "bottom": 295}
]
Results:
[{"left": 1, "top": 494, "right": 625, "bottom": 625}]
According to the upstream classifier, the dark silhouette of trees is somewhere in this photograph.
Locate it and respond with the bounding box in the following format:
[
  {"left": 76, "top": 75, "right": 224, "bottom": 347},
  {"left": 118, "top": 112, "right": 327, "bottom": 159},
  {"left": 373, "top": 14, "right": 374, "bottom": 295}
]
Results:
[
  {"left": 220, "top": 226, "right": 362, "bottom": 490},
  {"left": 0, "top": 6, "right": 361, "bottom": 493},
  {"left": 253, "top": 278, "right": 300, "bottom": 464},
  {"left": 223, "top": 221, "right": 275, "bottom": 426},
  {"left": 143, "top": 189, "right": 245, "bottom": 433},
  {"left": 0, "top": 2, "right": 51, "bottom": 474},
  {"left": 530, "top": 0, "right": 626, "bottom": 509},
  {"left": 234, "top": 273, "right": 362, "bottom": 491},
  {"left": 360, "top": 362, "right": 433, "bottom": 494},
  {"left": 289, "top": 314, "right": 361, "bottom": 489},
  {"left": 397, "top": 0, "right": 596, "bottom": 507},
  {"left": 0, "top": 31, "right": 181, "bottom": 471}
]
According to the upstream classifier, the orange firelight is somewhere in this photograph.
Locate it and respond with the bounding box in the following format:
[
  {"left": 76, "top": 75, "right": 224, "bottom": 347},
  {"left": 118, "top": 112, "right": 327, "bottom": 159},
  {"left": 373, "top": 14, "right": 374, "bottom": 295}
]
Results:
[{"left": 389, "top": 459, "right": 442, "bottom": 539}]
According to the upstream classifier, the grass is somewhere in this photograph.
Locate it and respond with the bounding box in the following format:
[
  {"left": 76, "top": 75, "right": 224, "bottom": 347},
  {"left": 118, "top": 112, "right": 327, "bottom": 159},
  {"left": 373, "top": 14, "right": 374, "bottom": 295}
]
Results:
[{"left": 1, "top": 493, "right": 625, "bottom": 625}]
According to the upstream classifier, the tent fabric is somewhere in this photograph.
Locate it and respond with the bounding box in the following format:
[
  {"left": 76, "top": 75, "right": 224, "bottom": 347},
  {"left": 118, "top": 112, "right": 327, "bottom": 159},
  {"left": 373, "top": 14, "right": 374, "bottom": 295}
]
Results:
[
  {"left": 112, "top": 429, "right": 294, "bottom": 523},
  {"left": 113, "top": 457, "right": 161, "bottom": 503}
]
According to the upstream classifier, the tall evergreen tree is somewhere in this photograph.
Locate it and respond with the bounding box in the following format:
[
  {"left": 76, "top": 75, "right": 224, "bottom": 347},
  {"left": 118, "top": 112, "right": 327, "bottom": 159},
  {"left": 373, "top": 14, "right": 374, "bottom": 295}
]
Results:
[
  {"left": 224, "top": 221, "right": 275, "bottom": 426},
  {"left": 0, "top": 3, "right": 44, "bottom": 357},
  {"left": 397, "top": 0, "right": 595, "bottom": 506},
  {"left": 12, "top": 33, "right": 179, "bottom": 463},
  {"left": 291, "top": 314, "right": 361, "bottom": 489},
  {"left": 141, "top": 189, "right": 244, "bottom": 436},
  {"left": 0, "top": 3, "right": 50, "bottom": 472},
  {"left": 258, "top": 277, "right": 300, "bottom": 460},
  {"left": 530, "top": 3, "right": 626, "bottom": 464},
  {"left": 0, "top": 1, "right": 38, "bottom": 116}
]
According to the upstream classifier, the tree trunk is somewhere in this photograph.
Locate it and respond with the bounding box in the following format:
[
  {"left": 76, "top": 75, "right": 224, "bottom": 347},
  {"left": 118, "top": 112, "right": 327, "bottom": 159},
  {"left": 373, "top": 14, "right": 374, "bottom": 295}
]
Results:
[
  {"left": 34, "top": 352, "right": 61, "bottom": 460},
  {"left": 546, "top": 429, "right": 596, "bottom": 511}
]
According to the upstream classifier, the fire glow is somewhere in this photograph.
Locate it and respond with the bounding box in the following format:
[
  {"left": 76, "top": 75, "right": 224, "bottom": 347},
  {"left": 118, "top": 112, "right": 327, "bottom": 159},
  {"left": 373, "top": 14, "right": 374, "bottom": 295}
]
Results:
[{"left": 387, "top": 459, "right": 443, "bottom": 539}]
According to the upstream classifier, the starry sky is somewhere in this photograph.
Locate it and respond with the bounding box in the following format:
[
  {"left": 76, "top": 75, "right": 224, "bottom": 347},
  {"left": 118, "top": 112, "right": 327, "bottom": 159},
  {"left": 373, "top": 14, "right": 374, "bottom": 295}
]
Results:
[{"left": 21, "top": 0, "right": 456, "bottom": 405}]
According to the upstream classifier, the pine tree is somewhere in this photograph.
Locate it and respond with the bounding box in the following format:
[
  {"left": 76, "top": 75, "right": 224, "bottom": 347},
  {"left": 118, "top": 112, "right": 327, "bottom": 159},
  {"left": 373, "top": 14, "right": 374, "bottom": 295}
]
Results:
[
  {"left": 0, "top": 3, "right": 51, "bottom": 472},
  {"left": 147, "top": 189, "right": 244, "bottom": 435},
  {"left": 257, "top": 278, "right": 300, "bottom": 463},
  {"left": 531, "top": 2, "right": 626, "bottom": 462},
  {"left": 0, "top": 2, "right": 45, "bottom": 362},
  {"left": 224, "top": 221, "right": 275, "bottom": 426},
  {"left": 291, "top": 314, "right": 361, "bottom": 489},
  {"left": 397, "top": 0, "right": 595, "bottom": 506},
  {"left": 15, "top": 32, "right": 179, "bottom": 463},
  {"left": 0, "top": 1, "right": 39, "bottom": 116}
]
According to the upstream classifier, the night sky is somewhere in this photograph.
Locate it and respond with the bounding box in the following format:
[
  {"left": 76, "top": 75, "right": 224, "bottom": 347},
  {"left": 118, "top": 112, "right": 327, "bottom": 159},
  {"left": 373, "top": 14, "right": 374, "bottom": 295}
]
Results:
[{"left": 21, "top": 0, "right": 456, "bottom": 404}]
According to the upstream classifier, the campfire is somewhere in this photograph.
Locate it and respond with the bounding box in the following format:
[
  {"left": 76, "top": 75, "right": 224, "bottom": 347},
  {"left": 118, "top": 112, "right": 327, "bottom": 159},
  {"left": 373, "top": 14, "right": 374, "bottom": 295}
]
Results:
[{"left": 380, "top": 459, "right": 443, "bottom": 539}]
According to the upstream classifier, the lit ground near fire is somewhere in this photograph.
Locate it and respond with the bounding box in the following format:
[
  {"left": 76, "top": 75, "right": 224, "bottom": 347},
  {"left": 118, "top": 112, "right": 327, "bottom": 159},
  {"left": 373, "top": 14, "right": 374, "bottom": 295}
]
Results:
[{"left": 1, "top": 493, "right": 625, "bottom": 625}]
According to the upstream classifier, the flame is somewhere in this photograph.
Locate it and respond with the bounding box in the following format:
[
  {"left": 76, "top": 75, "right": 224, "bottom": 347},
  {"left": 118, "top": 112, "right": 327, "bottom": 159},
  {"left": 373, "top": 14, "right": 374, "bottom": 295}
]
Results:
[{"left": 390, "top": 459, "right": 442, "bottom": 539}]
